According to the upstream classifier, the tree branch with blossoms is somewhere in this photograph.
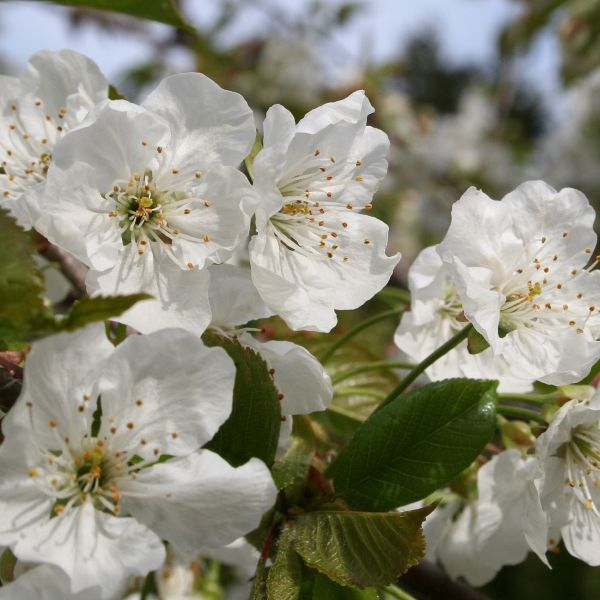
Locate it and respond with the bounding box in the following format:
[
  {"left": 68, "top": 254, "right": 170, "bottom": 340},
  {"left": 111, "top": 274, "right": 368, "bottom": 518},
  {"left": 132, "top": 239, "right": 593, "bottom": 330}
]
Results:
[{"left": 1, "top": 3, "right": 600, "bottom": 600}]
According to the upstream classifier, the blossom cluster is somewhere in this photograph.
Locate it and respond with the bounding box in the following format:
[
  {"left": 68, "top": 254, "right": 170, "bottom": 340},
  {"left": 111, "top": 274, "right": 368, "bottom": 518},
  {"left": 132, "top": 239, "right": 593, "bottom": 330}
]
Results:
[
  {"left": 2, "top": 48, "right": 600, "bottom": 597},
  {"left": 0, "top": 49, "right": 395, "bottom": 598},
  {"left": 395, "top": 182, "right": 600, "bottom": 583}
]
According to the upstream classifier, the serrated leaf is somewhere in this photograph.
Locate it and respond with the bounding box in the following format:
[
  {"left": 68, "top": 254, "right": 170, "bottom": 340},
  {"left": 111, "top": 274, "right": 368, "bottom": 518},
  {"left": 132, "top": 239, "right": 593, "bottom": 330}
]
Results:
[
  {"left": 251, "top": 559, "right": 268, "bottom": 600},
  {"left": 467, "top": 328, "right": 489, "bottom": 355},
  {"left": 203, "top": 332, "right": 281, "bottom": 467},
  {"left": 267, "top": 527, "right": 303, "bottom": 600},
  {"left": 292, "top": 508, "right": 431, "bottom": 588},
  {"left": 328, "top": 379, "right": 497, "bottom": 511},
  {"left": 56, "top": 294, "right": 151, "bottom": 332},
  {"left": 302, "top": 571, "right": 381, "bottom": 599},
  {"left": 0, "top": 210, "right": 53, "bottom": 348},
  {"left": 31, "top": 0, "right": 192, "bottom": 29},
  {"left": 272, "top": 416, "right": 315, "bottom": 490}
]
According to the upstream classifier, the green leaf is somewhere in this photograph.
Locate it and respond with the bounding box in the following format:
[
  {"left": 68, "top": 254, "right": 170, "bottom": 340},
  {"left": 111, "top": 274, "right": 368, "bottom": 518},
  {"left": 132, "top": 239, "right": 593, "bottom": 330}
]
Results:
[
  {"left": 267, "top": 527, "right": 303, "bottom": 600},
  {"left": 108, "top": 84, "right": 127, "bottom": 100},
  {"left": 32, "top": 0, "right": 192, "bottom": 29},
  {"left": 467, "top": 328, "right": 489, "bottom": 355},
  {"left": 55, "top": 294, "right": 151, "bottom": 332},
  {"left": 251, "top": 558, "right": 269, "bottom": 600},
  {"left": 302, "top": 571, "right": 381, "bottom": 599},
  {"left": 0, "top": 210, "right": 52, "bottom": 348},
  {"left": 292, "top": 508, "right": 431, "bottom": 588},
  {"left": 203, "top": 332, "right": 281, "bottom": 467},
  {"left": 272, "top": 416, "right": 315, "bottom": 490},
  {"left": 328, "top": 379, "right": 497, "bottom": 511},
  {"left": 0, "top": 548, "right": 16, "bottom": 585}
]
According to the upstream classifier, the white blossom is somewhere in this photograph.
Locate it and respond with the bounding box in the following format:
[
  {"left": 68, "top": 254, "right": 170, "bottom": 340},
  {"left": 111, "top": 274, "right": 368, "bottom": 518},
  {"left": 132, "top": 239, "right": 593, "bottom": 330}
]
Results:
[
  {"left": 25, "top": 73, "right": 256, "bottom": 335},
  {"left": 394, "top": 245, "right": 534, "bottom": 392},
  {"left": 0, "top": 49, "right": 107, "bottom": 227},
  {"left": 424, "top": 450, "right": 548, "bottom": 586},
  {"left": 0, "top": 325, "right": 276, "bottom": 598},
  {"left": 208, "top": 264, "right": 333, "bottom": 415},
  {"left": 437, "top": 181, "right": 600, "bottom": 385},
  {"left": 535, "top": 391, "right": 600, "bottom": 565},
  {"left": 0, "top": 564, "right": 102, "bottom": 600},
  {"left": 249, "top": 91, "right": 400, "bottom": 332}
]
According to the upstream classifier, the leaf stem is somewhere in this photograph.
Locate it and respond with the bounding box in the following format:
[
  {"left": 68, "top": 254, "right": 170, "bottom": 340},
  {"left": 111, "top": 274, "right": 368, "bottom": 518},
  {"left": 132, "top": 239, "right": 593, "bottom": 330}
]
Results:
[
  {"left": 319, "top": 308, "right": 406, "bottom": 364},
  {"left": 384, "top": 585, "right": 418, "bottom": 600},
  {"left": 496, "top": 405, "right": 546, "bottom": 424},
  {"left": 334, "top": 388, "right": 387, "bottom": 401},
  {"left": 332, "top": 360, "right": 416, "bottom": 384},
  {"left": 378, "top": 286, "right": 412, "bottom": 304},
  {"left": 498, "top": 392, "right": 558, "bottom": 406},
  {"left": 377, "top": 324, "right": 473, "bottom": 411}
]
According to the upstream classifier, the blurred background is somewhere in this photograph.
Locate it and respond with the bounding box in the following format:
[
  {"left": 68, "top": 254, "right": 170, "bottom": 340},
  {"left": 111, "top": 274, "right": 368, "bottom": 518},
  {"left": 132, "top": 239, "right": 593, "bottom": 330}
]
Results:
[{"left": 2, "top": 0, "right": 600, "bottom": 597}]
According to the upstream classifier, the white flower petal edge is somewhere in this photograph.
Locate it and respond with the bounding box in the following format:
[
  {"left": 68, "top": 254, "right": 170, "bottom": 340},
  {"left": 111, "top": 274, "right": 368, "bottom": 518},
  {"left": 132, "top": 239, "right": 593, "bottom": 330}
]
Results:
[
  {"left": 249, "top": 92, "right": 399, "bottom": 332},
  {"left": 394, "top": 245, "right": 534, "bottom": 393},
  {"left": 424, "top": 450, "right": 548, "bottom": 586},
  {"left": 535, "top": 392, "right": 600, "bottom": 565},
  {"left": 0, "top": 325, "right": 267, "bottom": 597},
  {"left": 122, "top": 451, "right": 277, "bottom": 551},
  {"left": 437, "top": 181, "right": 600, "bottom": 384},
  {"left": 208, "top": 264, "right": 333, "bottom": 415},
  {"left": 0, "top": 564, "right": 103, "bottom": 600},
  {"left": 26, "top": 73, "right": 256, "bottom": 335},
  {"left": 0, "top": 49, "right": 107, "bottom": 227}
]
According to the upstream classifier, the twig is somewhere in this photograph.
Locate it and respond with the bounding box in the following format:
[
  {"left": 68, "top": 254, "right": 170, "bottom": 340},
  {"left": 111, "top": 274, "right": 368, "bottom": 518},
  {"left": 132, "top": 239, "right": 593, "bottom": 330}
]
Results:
[
  {"left": 399, "top": 560, "right": 491, "bottom": 600},
  {"left": 39, "top": 239, "right": 88, "bottom": 298}
]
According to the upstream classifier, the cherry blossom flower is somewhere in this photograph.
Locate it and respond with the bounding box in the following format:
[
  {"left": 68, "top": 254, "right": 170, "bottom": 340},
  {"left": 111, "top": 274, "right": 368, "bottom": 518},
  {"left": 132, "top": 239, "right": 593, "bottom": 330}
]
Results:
[
  {"left": 535, "top": 392, "right": 600, "bottom": 565},
  {"left": 0, "top": 325, "right": 276, "bottom": 598},
  {"left": 249, "top": 91, "right": 400, "bottom": 332},
  {"left": 437, "top": 181, "right": 600, "bottom": 385},
  {"left": 424, "top": 450, "right": 548, "bottom": 586},
  {"left": 394, "top": 245, "right": 534, "bottom": 392},
  {"left": 208, "top": 264, "right": 333, "bottom": 415},
  {"left": 0, "top": 49, "right": 107, "bottom": 227},
  {"left": 26, "top": 73, "right": 256, "bottom": 335}
]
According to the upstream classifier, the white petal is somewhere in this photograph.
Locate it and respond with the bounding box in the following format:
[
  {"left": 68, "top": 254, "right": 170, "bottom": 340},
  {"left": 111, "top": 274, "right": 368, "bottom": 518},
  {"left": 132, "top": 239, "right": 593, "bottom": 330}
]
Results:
[
  {"left": 22, "top": 49, "right": 107, "bottom": 118},
  {"left": 250, "top": 211, "right": 399, "bottom": 332},
  {"left": 296, "top": 90, "right": 373, "bottom": 134},
  {"left": 208, "top": 264, "right": 273, "bottom": 328},
  {"left": 86, "top": 250, "right": 212, "bottom": 336},
  {"left": 0, "top": 564, "right": 102, "bottom": 600},
  {"left": 11, "top": 502, "right": 164, "bottom": 598},
  {"left": 121, "top": 451, "right": 277, "bottom": 550},
  {"left": 142, "top": 73, "right": 255, "bottom": 169},
  {"left": 239, "top": 334, "right": 332, "bottom": 415},
  {"left": 53, "top": 100, "right": 170, "bottom": 191},
  {"left": 23, "top": 162, "right": 122, "bottom": 271},
  {"left": 562, "top": 499, "right": 600, "bottom": 566},
  {"left": 3, "top": 324, "right": 113, "bottom": 448},
  {"left": 97, "top": 329, "right": 235, "bottom": 457}
]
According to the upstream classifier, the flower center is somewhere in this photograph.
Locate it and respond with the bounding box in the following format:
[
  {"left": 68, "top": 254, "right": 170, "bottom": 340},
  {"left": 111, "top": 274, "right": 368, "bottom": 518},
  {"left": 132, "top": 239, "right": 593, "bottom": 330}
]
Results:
[
  {"left": 268, "top": 147, "right": 371, "bottom": 264},
  {"left": 497, "top": 232, "right": 600, "bottom": 336},
  {"left": 563, "top": 422, "right": 600, "bottom": 517},
  {"left": 1, "top": 99, "right": 66, "bottom": 201}
]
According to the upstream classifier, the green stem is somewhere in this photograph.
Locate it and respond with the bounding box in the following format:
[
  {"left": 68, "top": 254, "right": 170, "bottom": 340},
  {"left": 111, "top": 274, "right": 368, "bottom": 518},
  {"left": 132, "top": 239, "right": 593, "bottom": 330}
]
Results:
[
  {"left": 498, "top": 392, "right": 557, "bottom": 406},
  {"left": 377, "top": 324, "right": 473, "bottom": 411},
  {"left": 497, "top": 405, "right": 546, "bottom": 424},
  {"left": 384, "top": 585, "right": 418, "bottom": 600},
  {"left": 334, "top": 388, "right": 386, "bottom": 401},
  {"left": 332, "top": 360, "right": 416, "bottom": 384},
  {"left": 378, "top": 286, "right": 412, "bottom": 304},
  {"left": 319, "top": 307, "right": 406, "bottom": 364}
]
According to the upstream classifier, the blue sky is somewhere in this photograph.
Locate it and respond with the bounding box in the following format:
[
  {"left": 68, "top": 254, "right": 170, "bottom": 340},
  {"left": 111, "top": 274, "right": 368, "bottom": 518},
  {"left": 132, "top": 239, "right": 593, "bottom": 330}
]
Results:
[{"left": 0, "top": 0, "right": 561, "bottom": 109}]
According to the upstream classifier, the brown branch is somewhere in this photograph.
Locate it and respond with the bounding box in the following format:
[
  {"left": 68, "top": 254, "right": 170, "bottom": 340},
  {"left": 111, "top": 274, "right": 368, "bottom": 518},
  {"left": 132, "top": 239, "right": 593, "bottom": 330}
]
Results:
[
  {"left": 38, "top": 238, "right": 88, "bottom": 298},
  {"left": 398, "top": 560, "right": 491, "bottom": 600}
]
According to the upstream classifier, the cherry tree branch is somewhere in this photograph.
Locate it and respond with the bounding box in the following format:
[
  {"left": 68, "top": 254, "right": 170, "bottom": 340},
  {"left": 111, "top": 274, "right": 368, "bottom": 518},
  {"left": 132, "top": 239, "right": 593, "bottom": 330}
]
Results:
[{"left": 39, "top": 239, "right": 88, "bottom": 298}]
